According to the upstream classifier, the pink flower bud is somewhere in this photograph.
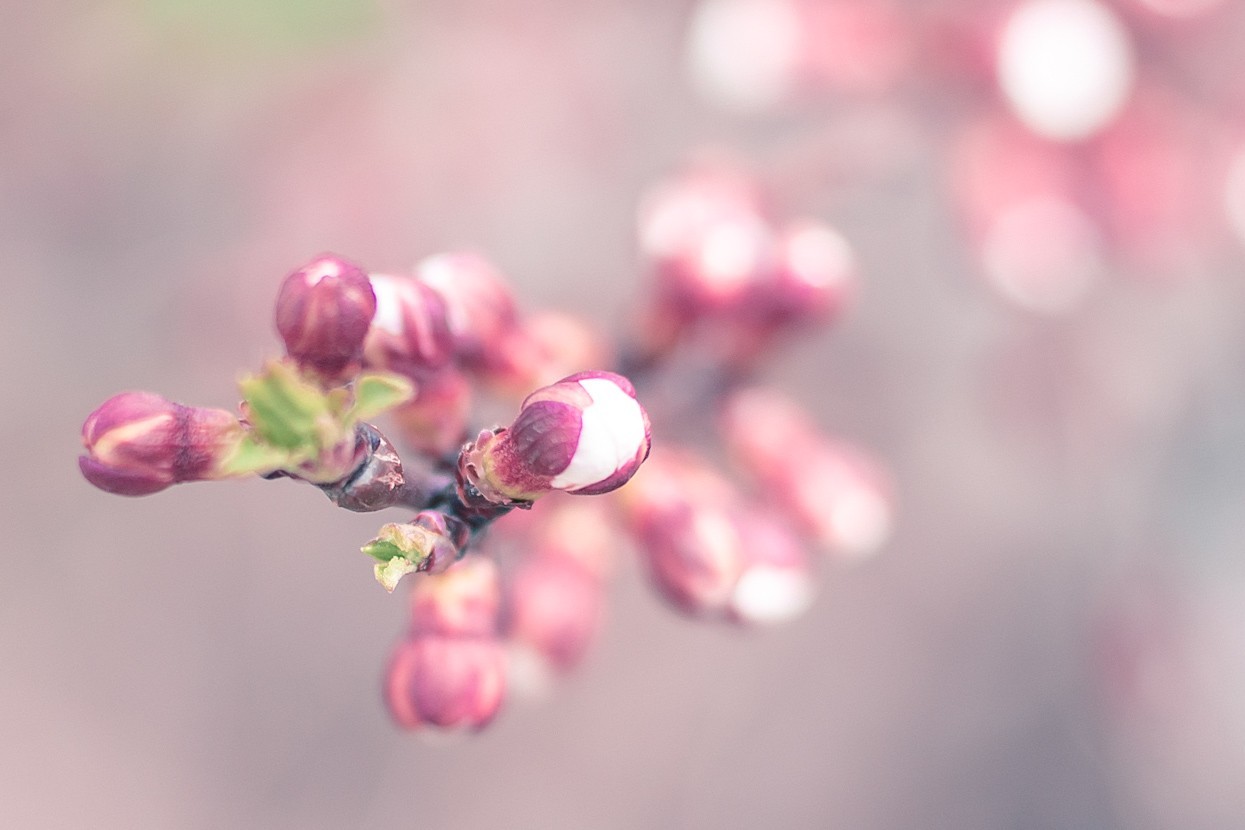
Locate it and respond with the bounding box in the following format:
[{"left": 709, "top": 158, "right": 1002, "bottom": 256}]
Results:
[
  {"left": 415, "top": 252, "right": 518, "bottom": 370},
  {"left": 621, "top": 450, "right": 745, "bottom": 618},
  {"left": 504, "top": 551, "right": 604, "bottom": 674},
  {"left": 362, "top": 273, "right": 455, "bottom": 380},
  {"left": 636, "top": 501, "right": 745, "bottom": 618},
  {"left": 80, "top": 392, "right": 242, "bottom": 496},
  {"left": 479, "top": 311, "right": 613, "bottom": 398},
  {"left": 638, "top": 169, "right": 776, "bottom": 321},
  {"left": 408, "top": 555, "right": 501, "bottom": 638},
  {"left": 274, "top": 254, "right": 376, "bottom": 384},
  {"left": 384, "top": 633, "right": 506, "bottom": 731},
  {"left": 389, "top": 369, "right": 472, "bottom": 457},
  {"left": 720, "top": 387, "right": 892, "bottom": 560},
  {"left": 460, "top": 371, "right": 651, "bottom": 503},
  {"left": 727, "top": 508, "right": 816, "bottom": 626},
  {"left": 751, "top": 220, "right": 857, "bottom": 326}
]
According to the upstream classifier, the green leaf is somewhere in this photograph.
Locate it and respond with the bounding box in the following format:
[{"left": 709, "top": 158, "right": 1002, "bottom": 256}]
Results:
[
  {"left": 238, "top": 360, "right": 333, "bottom": 450},
  {"left": 218, "top": 433, "right": 294, "bottom": 477},
  {"left": 349, "top": 373, "right": 415, "bottom": 423},
  {"left": 361, "top": 538, "right": 404, "bottom": 562}
]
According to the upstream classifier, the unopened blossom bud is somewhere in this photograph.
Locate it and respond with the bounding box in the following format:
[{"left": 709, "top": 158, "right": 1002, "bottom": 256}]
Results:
[
  {"left": 416, "top": 252, "right": 518, "bottom": 370},
  {"left": 499, "top": 499, "right": 615, "bottom": 680},
  {"left": 504, "top": 551, "right": 604, "bottom": 675},
  {"left": 720, "top": 387, "right": 892, "bottom": 559},
  {"left": 481, "top": 311, "right": 612, "bottom": 398},
  {"left": 80, "top": 391, "right": 248, "bottom": 496},
  {"left": 781, "top": 441, "right": 893, "bottom": 560},
  {"left": 274, "top": 253, "right": 376, "bottom": 384},
  {"left": 362, "top": 273, "right": 455, "bottom": 380},
  {"left": 384, "top": 633, "right": 506, "bottom": 731},
  {"left": 389, "top": 369, "right": 472, "bottom": 457},
  {"left": 408, "top": 555, "right": 502, "bottom": 639},
  {"left": 719, "top": 386, "right": 820, "bottom": 480},
  {"left": 638, "top": 169, "right": 776, "bottom": 321},
  {"left": 460, "top": 371, "right": 651, "bottom": 504},
  {"left": 751, "top": 220, "right": 856, "bottom": 326},
  {"left": 635, "top": 502, "right": 745, "bottom": 618},
  {"left": 727, "top": 509, "right": 816, "bottom": 626},
  {"left": 621, "top": 450, "right": 745, "bottom": 618},
  {"left": 364, "top": 511, "right": 471, "bottom": 592}
]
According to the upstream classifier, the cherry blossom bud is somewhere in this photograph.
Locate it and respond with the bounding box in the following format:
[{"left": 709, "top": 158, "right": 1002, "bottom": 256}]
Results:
[
  {"left": 721, "top": 387, "right": 892, "bottom": 560},
  {"left": 481, "top": 311, "right": 613, "bottom": 398},
  {"left": 621, "top": 450, "right": 745, "bottom": 618},
  {"left": 500, "top": 499, "right": 616, "bottom": 681},
  {"left": 389, "top": 369, "right": 472, "bottom": 457},
  {"left": 636, "top": 501, "right": 745, "bottom": 618},
  {"left": 80, "top": 392, "right": 246, "bottom": 496},
  {"left": 638, "top": 169, "right": 775, "bottom": 322},
  {"left": 504, "top": 551, "right": 604, "bottom": 675},
  {"left": 753, "top": 220, "right": 857, "bottom": 326},
  {"left": 408, "top": 555, "right": 501, "bottom": 638},
  {"left": 274, "top": 254, "right": 377, "bottom": 385},
  {"left": 727, "top": 509, "right": 816, "bottom": 625},
  {"left": 362, "top": 273, "right": 455, "bottom": 380},
  {"left": 415, "top": 252, "right": 518, "bottom": 370},
  {"left": 384, "top": 633, "right": 506, "bottom": 731},
  {"left": 460, "top": 371, "right": 651, "bottom": 504}
]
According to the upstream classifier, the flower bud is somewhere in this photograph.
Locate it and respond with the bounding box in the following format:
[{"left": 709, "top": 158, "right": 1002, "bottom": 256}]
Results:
[
  {"left": 621, "top": 450, "right": 745, "bottom": 618},
  {"left": 362, "top": 273, "right": 455, "bottom": 380},
  {"left": 460, "top": 371, "right": 651, "bottom": 503},
  {"left": 498, "top": 499, "right": 616, "bottom": 680},
  {"left": 80, "top": 392, "right": 245, "bottom": 496},
  {"left": 407, "top": 555, "right": 501, "bottom": 638},
  {"left": 751, "top": 220, "right": 856, "bottom": 327},
  {"left": 727, "top": 508, "right": 816, "bottom": 626},
  {"left": 384, "top": 633, "right": 506, "bottom": 731},
  {"left": 479, "top": 311, "right": 613, "bottom": 399},
  {"left": 415, "top": 252, "right": 518, "bottom": 370},
  {"left": 638, "top": 168, "right": 775, "bottom": 321},
  {"left": 720, "top": 387, "right": 892, "bottom": 559},
  {"left": 274, "top": 253, "right": 376, "bottom": 384},
  {"left": 504, "top": 550, "right": 604, "bottom": 675}
]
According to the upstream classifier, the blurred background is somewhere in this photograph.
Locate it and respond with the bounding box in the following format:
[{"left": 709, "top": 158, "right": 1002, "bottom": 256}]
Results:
[{"left": 5, "top": 0, "right": 1245, "bottom": 827}]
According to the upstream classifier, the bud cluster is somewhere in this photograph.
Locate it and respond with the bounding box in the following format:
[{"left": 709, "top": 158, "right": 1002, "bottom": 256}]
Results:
[
  {"left": 80, "top": 165, "right": 889, "bottom": 734},
  {"left": 635, "top": 166, "right": 857, "bottom": 367}
]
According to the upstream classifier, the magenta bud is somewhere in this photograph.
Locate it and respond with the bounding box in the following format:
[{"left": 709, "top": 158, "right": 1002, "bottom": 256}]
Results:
[
  {"left": 621, "top": 450, "right": 745, "bottom": 618},
  {"left": 460, "top": 371, "right": 652, "bottom": 503},
  {"left": 274, "top": 253, "right": 376, "bottom": 384},
  {"left": 362, "top": 273, "right": 455, "bottom": 380},
  {"left": 638, "top": 169, "right": 776, "bottom": 318},
  {"left": 384, "top": 633, "right": 506, "bottom": 730},
  {"left": 727, "top": 509, "right": 817, "bottom": 626},
  {"left": 635, "top": 502, "right": 744, "bottom": 618},
  {"left": 415, "top": 252, "right": 518, "bottom": 370},
  {"left": 750, "top": 220, "right": 856, "bottom": 326},
  {"left": 80, "top": 391, "right": 242, "bottom": 496},
  {"left": 720, "top": 387, "right": 892, "bottom": 559},
  {"left": 504, "top": 552, "right": 604, "bottom": 675},
  {"left": 408, "top": 555, "right": 501, "bottom": 638}
]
